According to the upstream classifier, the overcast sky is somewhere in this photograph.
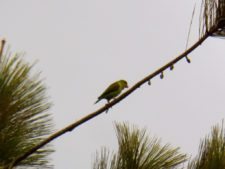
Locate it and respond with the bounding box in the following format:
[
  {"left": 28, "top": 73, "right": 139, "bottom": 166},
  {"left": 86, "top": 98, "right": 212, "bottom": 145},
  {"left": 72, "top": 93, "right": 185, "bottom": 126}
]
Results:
[{"left": 1, "top": 0, "right": 225, "bottom": 168}]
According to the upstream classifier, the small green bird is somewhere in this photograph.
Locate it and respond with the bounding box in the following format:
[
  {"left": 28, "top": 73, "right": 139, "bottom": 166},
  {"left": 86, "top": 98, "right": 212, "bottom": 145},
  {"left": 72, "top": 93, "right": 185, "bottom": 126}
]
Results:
[{"left": 95, "top": 80, "right": 128, "bottom": 104}]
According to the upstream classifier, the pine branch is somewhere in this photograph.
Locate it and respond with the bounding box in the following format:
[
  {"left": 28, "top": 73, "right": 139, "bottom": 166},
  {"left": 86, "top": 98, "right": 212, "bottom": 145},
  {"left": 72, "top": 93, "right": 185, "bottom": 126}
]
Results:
[
  {"left": 0, "top": 49, "right": 53, "bottom": 168},
  {"left": 10, "top": 27, "right": 217, "bottom": 168},
  {"left": 0, "top": 39, "right": 6, "bottom": 61}
]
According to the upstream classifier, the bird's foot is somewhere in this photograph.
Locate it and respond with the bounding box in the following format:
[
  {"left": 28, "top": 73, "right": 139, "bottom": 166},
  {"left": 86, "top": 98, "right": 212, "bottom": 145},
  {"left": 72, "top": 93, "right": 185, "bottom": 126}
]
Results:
[{"left": 105, "top": 102, "right": 112, "bottom": 113}]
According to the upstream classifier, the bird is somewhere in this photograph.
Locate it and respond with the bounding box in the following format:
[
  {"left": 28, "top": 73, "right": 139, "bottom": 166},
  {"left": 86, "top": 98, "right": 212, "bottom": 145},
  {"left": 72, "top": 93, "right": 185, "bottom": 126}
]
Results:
[{"left": 95, "top": 80, "right": 128, "bottom": 104}]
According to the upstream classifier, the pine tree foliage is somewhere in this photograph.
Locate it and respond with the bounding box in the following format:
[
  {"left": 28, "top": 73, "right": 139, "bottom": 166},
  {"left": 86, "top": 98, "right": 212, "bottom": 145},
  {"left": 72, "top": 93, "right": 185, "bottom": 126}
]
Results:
[
  {"left": 188, "top": 122, "right": 225, "bottom": 169},
  {"left": 0, "top": 52, "right": 53, "bottom": 168},
  {"left": 200, "top": 0, "right": 225, "bottom": 37},
  {"left": 93, "top": 122, "right": 187, "bottom": 169}
]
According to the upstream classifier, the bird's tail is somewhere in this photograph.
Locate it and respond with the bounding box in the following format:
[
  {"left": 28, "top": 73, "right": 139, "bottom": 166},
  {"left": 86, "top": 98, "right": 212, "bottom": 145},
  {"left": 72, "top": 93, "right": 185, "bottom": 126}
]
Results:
[{"left": 94, "top": 99, "right": 100, "bottom": 104}]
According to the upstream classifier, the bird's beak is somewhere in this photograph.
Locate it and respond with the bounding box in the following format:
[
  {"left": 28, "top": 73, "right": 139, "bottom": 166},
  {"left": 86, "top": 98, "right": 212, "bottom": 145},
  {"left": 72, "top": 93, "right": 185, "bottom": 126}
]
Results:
[{"left": 126, "top": 84, "right": 128, "bottom": 88}]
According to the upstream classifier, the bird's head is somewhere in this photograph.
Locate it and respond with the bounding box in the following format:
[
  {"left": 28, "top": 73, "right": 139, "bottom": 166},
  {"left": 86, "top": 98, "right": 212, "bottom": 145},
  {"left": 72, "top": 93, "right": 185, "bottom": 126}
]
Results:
[{"left": 120, "top": 80, "right": 128, "bottom": 88}]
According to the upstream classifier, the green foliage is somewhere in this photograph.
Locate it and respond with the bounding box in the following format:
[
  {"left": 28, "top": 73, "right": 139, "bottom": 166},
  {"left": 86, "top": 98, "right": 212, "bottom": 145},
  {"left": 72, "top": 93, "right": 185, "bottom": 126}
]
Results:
[
  {"left": 0, "top": 52, "right": 53, "bottom": 168},
  {"left": 188, "top": 122, "right": 225, "bottom": 169},
  {"left": 93, "top": 122, "right": 187, "bottom": 169}
]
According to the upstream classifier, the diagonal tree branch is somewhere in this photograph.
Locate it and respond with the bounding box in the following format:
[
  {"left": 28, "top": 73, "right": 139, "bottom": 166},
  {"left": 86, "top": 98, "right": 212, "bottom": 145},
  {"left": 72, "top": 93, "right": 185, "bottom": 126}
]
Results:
[{"left": 11, "top": 27, "right": 217, "bottom": 167}]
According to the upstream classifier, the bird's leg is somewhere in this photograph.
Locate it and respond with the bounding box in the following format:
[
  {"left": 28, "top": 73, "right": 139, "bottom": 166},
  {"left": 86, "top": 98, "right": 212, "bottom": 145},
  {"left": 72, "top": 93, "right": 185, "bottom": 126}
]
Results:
[{"left": 105, "top": 100, "right": 111, "bottom": 113}]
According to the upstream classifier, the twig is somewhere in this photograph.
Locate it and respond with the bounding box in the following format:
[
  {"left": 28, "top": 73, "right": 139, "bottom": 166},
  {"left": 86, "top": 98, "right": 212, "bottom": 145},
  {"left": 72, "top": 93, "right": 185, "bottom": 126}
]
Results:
[
  {"left": 11, "top": 28, "right": 216, "bottom": 168},
  {"left": 186, "top": 3, "right": 196, "bottom": 50}
]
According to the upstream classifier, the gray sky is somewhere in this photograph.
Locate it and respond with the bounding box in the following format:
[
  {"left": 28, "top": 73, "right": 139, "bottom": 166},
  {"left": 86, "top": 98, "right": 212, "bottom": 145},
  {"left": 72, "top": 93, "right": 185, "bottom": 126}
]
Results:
[{"left": 1, "top": 0, "right": 225, "bottom": 168}]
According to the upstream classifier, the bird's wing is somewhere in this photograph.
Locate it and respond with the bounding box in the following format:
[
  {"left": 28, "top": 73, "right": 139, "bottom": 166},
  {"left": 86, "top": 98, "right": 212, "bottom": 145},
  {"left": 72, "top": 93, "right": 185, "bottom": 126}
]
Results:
[{"left": 99, "top": 82, "right": 120, "bottom": 98}]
